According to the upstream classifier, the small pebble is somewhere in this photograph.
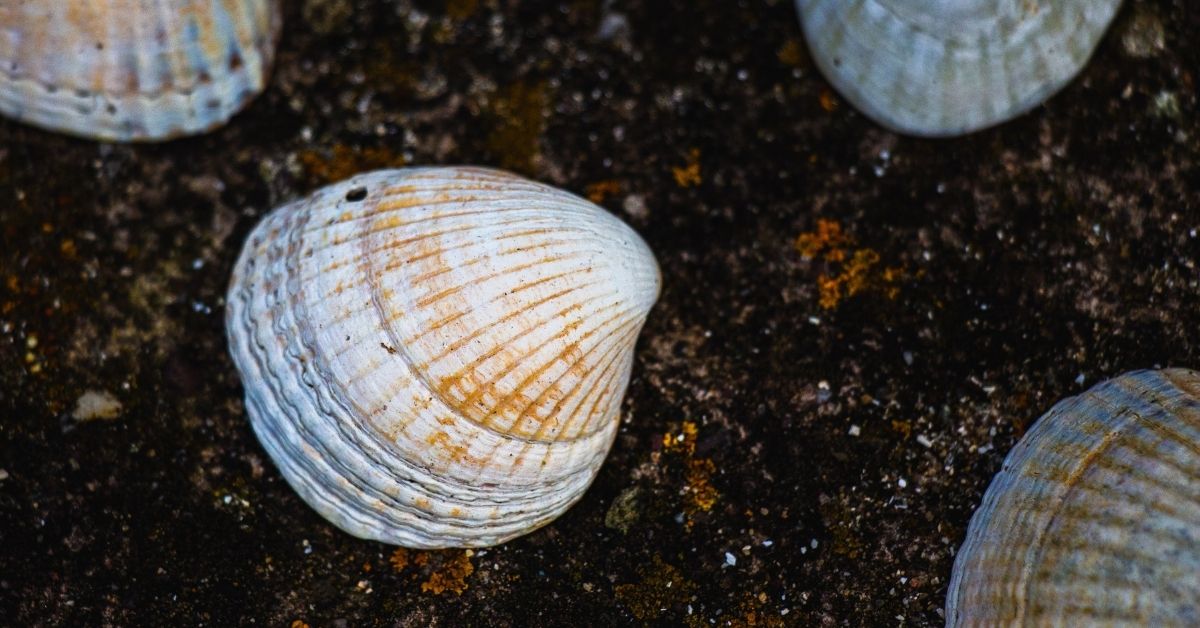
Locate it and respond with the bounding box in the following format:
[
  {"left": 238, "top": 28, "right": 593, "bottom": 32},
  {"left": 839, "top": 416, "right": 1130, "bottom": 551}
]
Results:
[{"left": 71, "top": 390, "right": 123, "bottom": 422}]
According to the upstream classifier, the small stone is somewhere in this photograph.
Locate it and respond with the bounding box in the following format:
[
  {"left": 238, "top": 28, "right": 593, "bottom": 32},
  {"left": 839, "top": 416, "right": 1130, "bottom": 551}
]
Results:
[
  {"left": 71, "top": 390, "right": 123, "bottom": 422},
  {"left": 622, "top": 194, "right": 649, "bottom": 222}
]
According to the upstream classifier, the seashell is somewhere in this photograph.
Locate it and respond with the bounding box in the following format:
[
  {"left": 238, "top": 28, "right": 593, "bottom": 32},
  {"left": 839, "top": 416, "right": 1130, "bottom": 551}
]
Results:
[
  {"left": 946, "top": 369, "right": 1200, "bottom": 625},
  {"left": 0, "top": 0, "right": 281, "bottom": 142},
  {"left": 795, "top": 0, "right": 1123, "bottom": 136},
  {"left": 225, "top": 167, "right": 661, "bottom": 548}
]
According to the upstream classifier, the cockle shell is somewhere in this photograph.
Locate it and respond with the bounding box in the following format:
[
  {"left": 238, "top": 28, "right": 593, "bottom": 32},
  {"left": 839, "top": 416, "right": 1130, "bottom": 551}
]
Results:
[
  {"left": 0, "top": 0, "right": 281, "bottom": 142},
  {"left": 946, "top": 369, "right": 1200, "bottom": 625},
  {"left": 226, "top": 167, "right": 661, "bottom": 548},
  {"left": 796, "top": 0, "right": 1123, "bottom": 136}
]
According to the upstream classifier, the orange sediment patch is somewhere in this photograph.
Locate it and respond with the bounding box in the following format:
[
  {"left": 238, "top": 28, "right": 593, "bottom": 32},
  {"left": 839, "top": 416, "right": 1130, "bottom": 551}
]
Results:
[
  {"left": 819, "top": 88, "right": 840, "bottom": 113},
  {"left": 390, "top": 548, "right": 476, "bottom": 596},
  {"left": 298, "top": 145, "right": 409, "bottom": 184},
  {"left": 777, "top": 39, "right": 805, "bottom": 68},
  {"left": 486, "top": 80, "right": 548, "bottom": 175},
  {"left": 661, "top": 421, "right": 719, "bottom": 528},
  {"left": 585, "top": 180, "right": 622, "bottom": 203},
  {"left": 672, "top": 148, "right": 702, "bottom": 188},
  {"left": 794, "top": 220, "right": 906, "bottom": 310},
  {"left": 614, "top": 556, "right": 697, "bottom": 621}
]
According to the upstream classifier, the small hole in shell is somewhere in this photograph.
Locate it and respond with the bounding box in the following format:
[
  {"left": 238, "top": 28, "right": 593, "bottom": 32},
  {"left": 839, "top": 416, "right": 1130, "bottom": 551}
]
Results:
[{"left": 345, "top": 187, "right": 368, "bottom": 202}]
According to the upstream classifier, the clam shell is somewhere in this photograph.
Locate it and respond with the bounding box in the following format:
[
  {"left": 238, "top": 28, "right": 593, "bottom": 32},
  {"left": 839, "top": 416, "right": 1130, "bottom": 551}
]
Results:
[
  {"left": 796, "top": 0, "right": 1123, "bottom": 136},
  {"left": 225, "top": 167, "right": 661, "bottom": 548},
  {"left": 0, "top": 0, "right": 281, "bottom": 142},
  {"left": 946, "top": 369, "right": 1200, "bottom": 625}
]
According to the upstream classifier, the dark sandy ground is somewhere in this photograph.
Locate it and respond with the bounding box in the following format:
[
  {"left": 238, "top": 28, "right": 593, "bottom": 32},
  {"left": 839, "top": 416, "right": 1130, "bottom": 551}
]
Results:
[{"left": 2, "top": 1, "right": 1198, "bottom": 625}]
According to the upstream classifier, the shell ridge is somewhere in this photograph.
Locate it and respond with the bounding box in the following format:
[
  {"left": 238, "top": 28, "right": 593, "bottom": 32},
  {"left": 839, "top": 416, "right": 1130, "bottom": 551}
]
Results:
[
  {"left": 0, "top": 0, "right": 280, "bottom": 141},
  {"left": 354, "top": 194, "right": 630, "bottom": 444},
  {"left": 228, "top": 167, "right": 660, "bottom": 546},
  {"left": 528, "top": 318, "right": 645, "bottom": 443},
  {"left": 947, "top": 369, "right": 1200, "bottom": 625},
  {"left": 261, "top": 199, "right": 460, "bottom": 539},
  {"left": 487, "top": 305, "right": 642, "bottom": 440},
  {"left": 798, "top": 0, "right": 1122, "bottom": 135},
  {"left": 472, "top": 322, "right": 642, "bottom": 479},
  {"left": 451, "top": 298, "right": 635, "bottom": 435}
]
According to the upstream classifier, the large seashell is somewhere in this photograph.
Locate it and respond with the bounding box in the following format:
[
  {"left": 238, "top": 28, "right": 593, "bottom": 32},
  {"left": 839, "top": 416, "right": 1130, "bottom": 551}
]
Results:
[
  {"left": 0, "top": 0, "right": 281, "bottom": 142},
  {"left": 796, "top": 0, "right": 1123, "bottom": 136},
  {"left": 946, "top": 369, "right": 1200, "bottom": 625},
  {"left": 225, "top": 167, "right": 661, "bottom": 548}
]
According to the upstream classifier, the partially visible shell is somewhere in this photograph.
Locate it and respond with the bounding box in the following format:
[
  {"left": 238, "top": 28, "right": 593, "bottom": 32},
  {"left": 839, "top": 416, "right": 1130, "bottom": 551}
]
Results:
[
  {"left": 0, "top": 0, "right": 281, "bottom": 142},
  {"left": 226, "top": 167, "right": 661, "bottom": 548},
  {"left": 796, "top": 0, "right": 1123, "bottom": 136},
  {"left": 947, "top": 369, "right": 1200, "bottom": 625}
]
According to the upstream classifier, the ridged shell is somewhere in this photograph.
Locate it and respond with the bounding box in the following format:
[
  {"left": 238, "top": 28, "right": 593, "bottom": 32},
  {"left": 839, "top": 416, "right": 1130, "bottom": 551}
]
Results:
[
  {"left": 946, "top": 369, "right": 1200, "bottom": 625},
  {"left": 225, "top": 167, "right": 661, "bottom": 548},
  {"left": 796, "top": 0, "right": 1123, "bottom": 136},
  {"left": 0, "top": 0, "right": 281, "bottom": 142}
]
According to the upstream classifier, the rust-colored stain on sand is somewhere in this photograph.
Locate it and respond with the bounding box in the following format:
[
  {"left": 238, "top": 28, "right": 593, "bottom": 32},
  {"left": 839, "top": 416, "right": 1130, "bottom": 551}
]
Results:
[
  {"left": 585, "top": 179, "right": 622, "bottom": 203},
  {"left": 614, "top": 555, "right": 697, "bottom": 621},
  {"left": 389, "top": 548, "right": 476, "bottom": 596},
  {"left": 794, "top": 219, "right": 905, "bottom": 310},
  {"left": 662, "top": 421, "right": 719, "bottom": 527},
  {"left": 298, "top": 144, "right": 409, "bottom": 185},
  {"left": 672, "top": 148, "right": 702, "bottom": 188}
]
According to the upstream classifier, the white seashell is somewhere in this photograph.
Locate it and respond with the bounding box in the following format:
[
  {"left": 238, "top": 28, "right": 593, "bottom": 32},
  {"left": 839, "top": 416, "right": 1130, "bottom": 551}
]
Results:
[
  {"left": 796, "top": 0, "right": 1123, "bottom": 136},
  {"left": 0, "top": 0, "right": 281, "bottom": 142},
  {"left": 947, "top": 369, "right": 1200, "bottom": 625},
  {"left": 225, "top": 167, "right": 661, "bottom": 548}
]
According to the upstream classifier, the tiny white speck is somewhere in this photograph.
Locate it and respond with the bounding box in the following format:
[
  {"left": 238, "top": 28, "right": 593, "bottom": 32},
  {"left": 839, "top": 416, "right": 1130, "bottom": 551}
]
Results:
[
  {"left": 808, "top": 316, "right": 821, "bottom": 325},
  {"left": 762, "top": 539, "right": 773, "bottom": 547},
  {"left": 848, "top": 424, "right": 861, "bottom": 437},
  {"left": 724, "top": 552, "right": 737, "bottom": 567},
  {"left": 916, "top": 434, "right": 933, "bottom": 448},
  {"left": 1075, "top": 373, "right": 1086, "bottom": 385},
  {"left": 810, "top": 539, "right": 818, "bottom": 549},
  {"left": 898, "top": 478, "right": 907, "bottom": 489}
]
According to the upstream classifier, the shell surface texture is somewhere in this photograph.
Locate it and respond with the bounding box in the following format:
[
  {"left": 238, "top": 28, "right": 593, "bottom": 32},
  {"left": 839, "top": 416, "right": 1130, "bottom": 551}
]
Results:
[
  {"left": 946, "top": 369, "right": 1200, "bottom": 626},
  {"left": 226, "top": 167, "right": 661, "bottom": 548},
  {"left": 795, "top": 0, "right": 1123, "bottom": 137},
  {"left": 0, "top": 0, "right": 281, "bottom": 142}
]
